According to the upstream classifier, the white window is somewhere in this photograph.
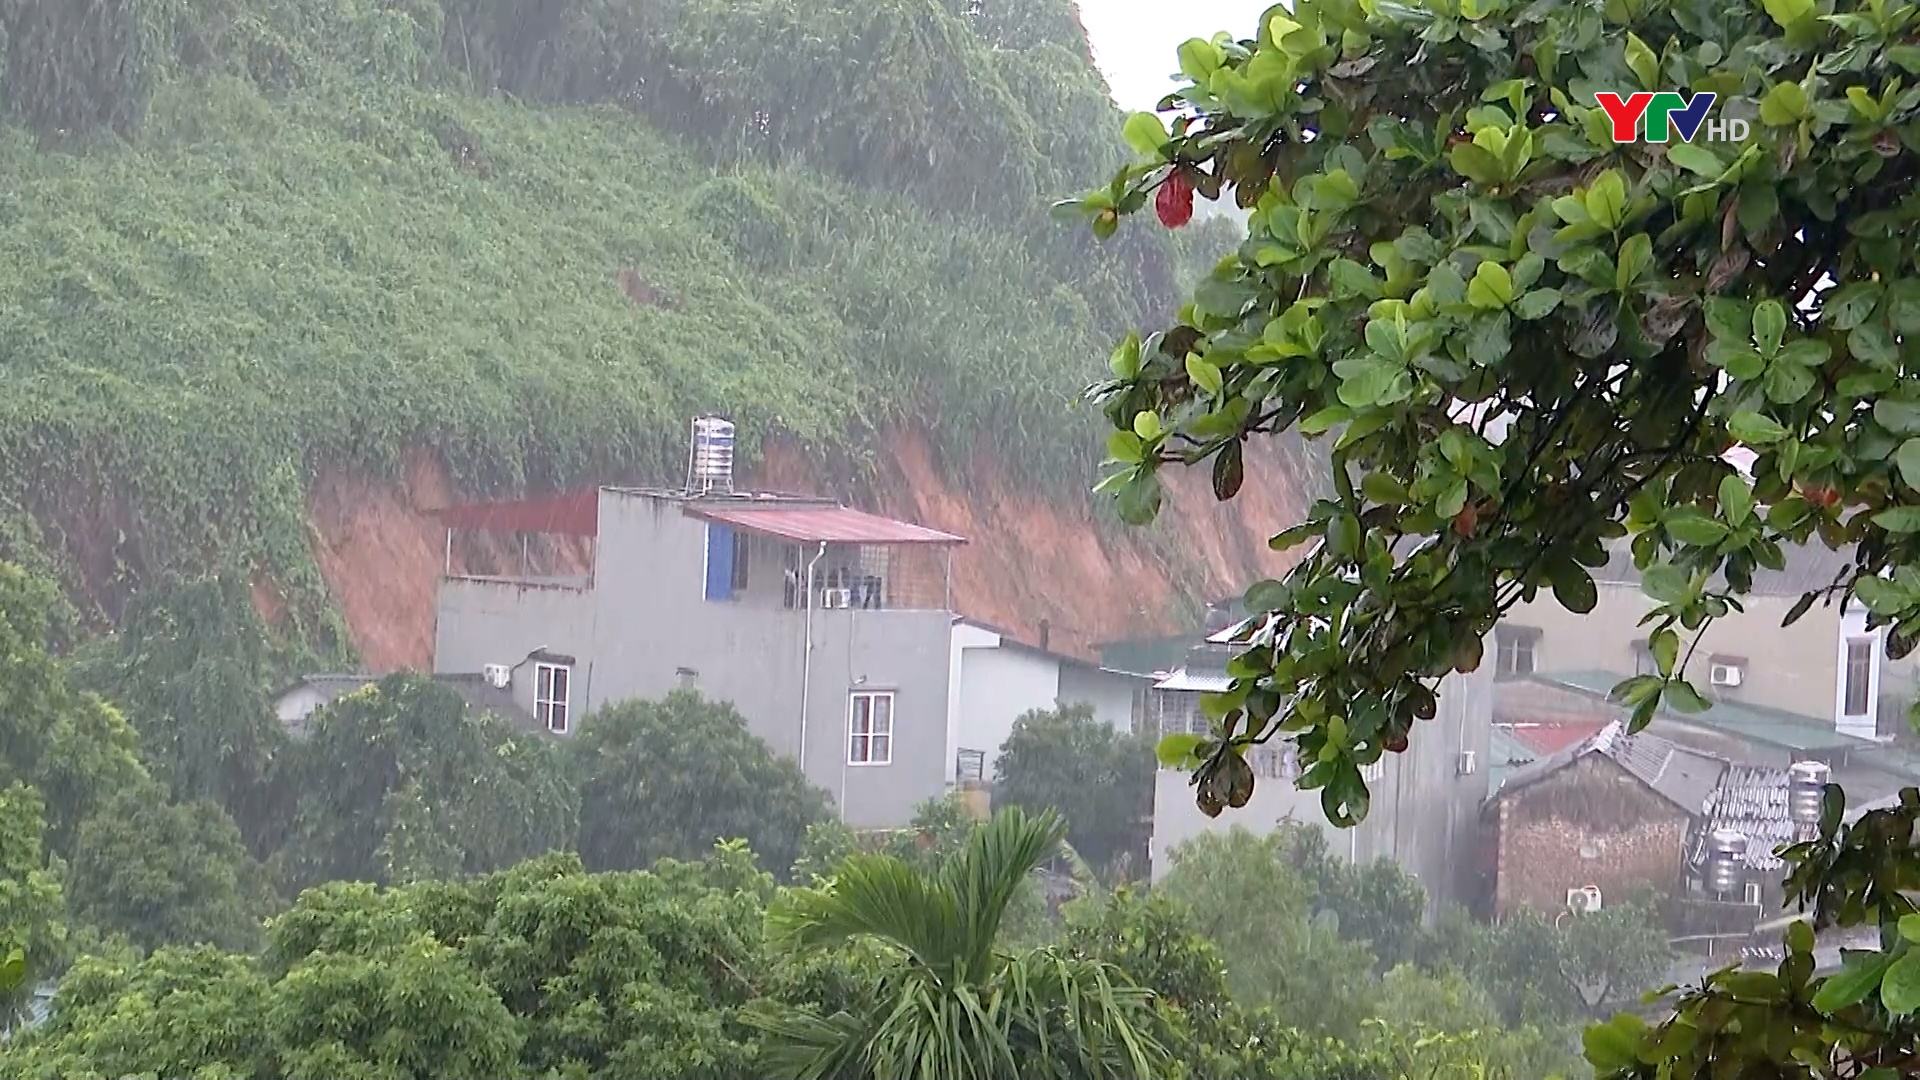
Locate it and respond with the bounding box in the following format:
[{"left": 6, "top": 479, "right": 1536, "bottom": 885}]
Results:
[
  {"left": 1844, "top": 638, "right": 1875, "bottom": 718},
  {"left": 1495, "top": 627, "right": 1539, "bottom": 678},
  {"left": 849, "top": 691, "right": 894, "bottom": 765},
  {"left": 535, "top": 662, "right": 570, "bottom": 733},
  {"left": 1360, "top": 759, "right": 1385, "bottom": 783}
]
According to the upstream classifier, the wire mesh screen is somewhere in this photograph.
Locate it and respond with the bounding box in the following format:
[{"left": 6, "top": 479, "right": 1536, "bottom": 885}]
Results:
[{"left": 782, "top": 542, "right": 950, "bottom": 611}]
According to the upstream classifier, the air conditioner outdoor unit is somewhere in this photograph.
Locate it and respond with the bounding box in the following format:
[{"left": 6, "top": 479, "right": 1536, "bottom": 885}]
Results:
[
  {"left": 1710, "top": 663, "right": 1744, "bottom": 687},
  {"left": 1456, "top": 749, "right": 1477, "bottom": 777},
  {"left": 822, "top": 588, "right": 852, "bottom": 609},
  {"left": 482, "top": 663, "right": 511, "bottom": 689},
  {"left": 1566, "top": 886, "right": 1603, "bottom": 913}
]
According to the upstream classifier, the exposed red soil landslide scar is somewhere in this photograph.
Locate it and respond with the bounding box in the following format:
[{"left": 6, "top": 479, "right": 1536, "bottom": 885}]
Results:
[{"left": 305, "top": 431, "right": 1315, "bottom": 673}]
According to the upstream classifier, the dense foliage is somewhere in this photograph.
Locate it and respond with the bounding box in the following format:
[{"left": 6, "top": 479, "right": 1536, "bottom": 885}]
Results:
[
  {"left": 266, "top": 674, "right": 578, "bottom": 892},
  {"left": 0, "top": 0, "right": 1250, "bottom": 637},
  {"left": 1076, "top": 0, "right": 1920, "bottom": 1073},
  {"left": 572, "top": 690, "right": 832, "bottom": 878},
  {"left": 745, "top": 807, "right": 1165, "bottom": 1080},
  {"left": 64, "top": 783, "right": 276, "bottom": 955},
  {"left": 1079, "top": 0, "right": 1920, "bottom": 826},
  {"left": 991, "top": 704, "right": 1156, "bottom": 874}
]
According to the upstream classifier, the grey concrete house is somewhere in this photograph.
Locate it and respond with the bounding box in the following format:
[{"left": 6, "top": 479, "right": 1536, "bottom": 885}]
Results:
[
  {"left": 430, "top": 477, "right": 970, "bottom": 827},
  {"left": 1146, "top": 599, "right": 1498, "bottom": 916}
]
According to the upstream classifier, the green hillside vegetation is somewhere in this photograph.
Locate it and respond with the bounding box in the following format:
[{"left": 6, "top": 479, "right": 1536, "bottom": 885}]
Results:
[{"left": 0, "top": 0, "right": 1239, "bottom": 640}]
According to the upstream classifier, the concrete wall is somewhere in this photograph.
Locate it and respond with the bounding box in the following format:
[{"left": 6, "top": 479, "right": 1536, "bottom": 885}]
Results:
[
  {"left": 433, "top": 490, "right": 954, "bottom": 828},
  {"left": 1506, "top": 584, "right": 1853, "bottom": 725},
  {"left": 1488, "top": 755, "right": 1691, "bottom": 916},
  {"left": 1058, "top": 663, "right": 1145, "bottom": 733},
  {"left": 957, "top": 644, "right": 1061, "bottom": 778},
  {"left": 1150, "top": 659, "right": 1496, "bottom": 917}
]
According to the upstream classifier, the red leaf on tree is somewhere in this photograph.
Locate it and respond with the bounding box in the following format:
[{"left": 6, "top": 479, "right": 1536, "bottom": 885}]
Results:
[{"left": 1156, "top": 172, "right": 1195, "bottom": 229}]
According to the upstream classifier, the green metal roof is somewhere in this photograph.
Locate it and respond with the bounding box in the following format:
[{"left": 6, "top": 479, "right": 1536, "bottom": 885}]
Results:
[
  {"left": 1097, "top": 635, "right": 1190, "bottom": 678},
  {"left": 1538, "top": 670, "right": 1876, "bottom": 755},
  {"left": 1487, "top": 724, "right": 1540, "bottom": 793}
]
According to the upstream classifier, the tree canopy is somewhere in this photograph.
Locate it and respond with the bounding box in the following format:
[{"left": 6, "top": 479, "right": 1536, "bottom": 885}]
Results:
[
  {"left": 1073, "top": 0, "right": 1920, "bottom": 1072},
  {"left": 266, "top": 674, "right": 577, "bottom": 891},
  {"left": 1076, "top": 0, "right": 1920, "bottom": 827},
  {"left": 991, "top": 704, "right": 1155, "bottom": 874},
  {"left": 571, "top": 690, "right": 833, "bottom": 878}
]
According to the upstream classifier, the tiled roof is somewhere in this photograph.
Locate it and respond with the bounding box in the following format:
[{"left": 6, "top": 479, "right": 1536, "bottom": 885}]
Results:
[{"left": 1489, "top": 719, "right": 1728, "bottom": 814}]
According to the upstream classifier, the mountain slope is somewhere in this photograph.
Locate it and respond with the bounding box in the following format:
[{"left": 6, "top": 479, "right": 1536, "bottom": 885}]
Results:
[{"left": 0, "top": 0, "right": 1317, "bottom": 655}]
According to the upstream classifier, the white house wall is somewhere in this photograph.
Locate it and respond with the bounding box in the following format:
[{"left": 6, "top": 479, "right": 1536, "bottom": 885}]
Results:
[
  {"left": 945, "top": 621, "right": 1001, "bottom": 784},
  {"left": 1057, "top": 664, "right": 1142, "bottom": 733},
  {"left": 956, "top": 645, "right": 1062, "bottom": 780},
  {"left": 1149, "top": 661, "right": 1496, "bottom": 917}
]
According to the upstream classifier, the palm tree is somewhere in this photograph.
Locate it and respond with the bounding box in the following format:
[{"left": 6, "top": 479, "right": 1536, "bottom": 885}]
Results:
[{"left": 743, "top": 806, "right": 1166, "bottom": 1080}]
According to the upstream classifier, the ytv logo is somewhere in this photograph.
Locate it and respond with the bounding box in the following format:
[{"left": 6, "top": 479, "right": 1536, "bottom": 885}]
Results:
[{"left": 1595, "top": 92, "right": 1750, "bottom": 144}]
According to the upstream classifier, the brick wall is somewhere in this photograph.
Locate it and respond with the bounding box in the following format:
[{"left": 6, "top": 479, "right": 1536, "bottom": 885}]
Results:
[{"left": 1493, "top": 755, "right": 1690, "bottom": 916}]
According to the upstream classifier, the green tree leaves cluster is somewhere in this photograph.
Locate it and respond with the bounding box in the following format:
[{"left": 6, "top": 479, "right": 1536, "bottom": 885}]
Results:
[
  {"left": 1072, "top": 1, "right": 1920, "bottom": 1073},
  {"left": 65, "top": 788, "right": 278, "bottom": 956},
  {"left": 572, "top": 689, "right": 833, "bottom": 879},
  {"left": 1073, "top": 0, "right": 1920, "bottom": 829},
  {"left": 991, "top": 704, "right": 1156, "bottom": 874},
  {"left": 746, "top": 807, "right": 1166, "bottom": 1080},
  {"left": 268, "top": 674, "right": 578, "bottom": 891}
]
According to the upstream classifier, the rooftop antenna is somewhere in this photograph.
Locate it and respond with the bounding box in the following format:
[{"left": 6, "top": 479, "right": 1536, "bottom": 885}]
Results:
[{"left": 686, "top": 415, "right": 735, "bottom": 496}]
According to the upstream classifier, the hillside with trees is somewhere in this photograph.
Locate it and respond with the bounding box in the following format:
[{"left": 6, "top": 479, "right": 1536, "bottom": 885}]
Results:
[{"left": 0, "top": 0, "right": 1304, "bottom": 665}]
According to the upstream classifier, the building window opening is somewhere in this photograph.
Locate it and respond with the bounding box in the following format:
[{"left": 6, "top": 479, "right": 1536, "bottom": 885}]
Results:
[
  {"left": 849, "top": 691, "right": 894, "bottom": 765},
  {"left": 536, "top": 662, "right": 571, "bottom": 734}
]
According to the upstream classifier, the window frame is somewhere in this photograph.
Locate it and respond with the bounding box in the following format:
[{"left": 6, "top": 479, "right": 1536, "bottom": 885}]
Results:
[
  {"left": 1494, "top": 626, "right": 1540, "bottom": 679},
  {"left": 535, "top": 661, "right": 571, "bottom": 734},
  {"left": 848, "top": 690, "right": 895, "bottom": 766},
  {"left": 730, "top": 530, "right": 752, "bottom": 593},
  {"left": 1843, "top": 637, "right": 1875, "bottom": 718}
]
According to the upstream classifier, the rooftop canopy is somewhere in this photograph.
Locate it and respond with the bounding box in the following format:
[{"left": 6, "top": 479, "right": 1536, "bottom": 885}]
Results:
[{"left": 684, "top": 503, "right": 965, "bottom": 546}]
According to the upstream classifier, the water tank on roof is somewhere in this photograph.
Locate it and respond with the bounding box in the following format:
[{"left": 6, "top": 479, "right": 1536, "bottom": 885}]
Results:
[
  {"left": 1705, "top": 828, "right": 1749, "bottom": 897},
  {"left": 1789, "top": 760, "right": 1831, "bottom": 826},
  {"left": 687, "top": 416, "right": 735, "bottom": 495}
]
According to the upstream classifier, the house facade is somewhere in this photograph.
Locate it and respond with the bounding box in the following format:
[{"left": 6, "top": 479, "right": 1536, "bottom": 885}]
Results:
[
  {"left": 1483, "top": 723, "right": 1721, "bottom": 917},
  {"left": 1483, "top": 717, "right": 1836, "bottom": 939},
  {"left": 431, "top": 482, "right": 967, "bottom": 828},
  {"left": 1146, "top": 602, "right": 1497, "bottom": 916},
  {"left": 947, "top": 618, "right": 1150, "bottom": 784},
  {"left": 1498, "top": 541, "right": 1900, "bottom": 740}
]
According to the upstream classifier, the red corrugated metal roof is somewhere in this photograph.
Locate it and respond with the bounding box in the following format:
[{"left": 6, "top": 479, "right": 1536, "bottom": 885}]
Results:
[
  {"left": 685, "top": 503, "right": 965, "bottom": 545},
  {"left": 1501, "top": 720, "right": 1611, "bottom": 756},
  {"left": 435, "top": 489, "right": 600, "bottom": 536}
]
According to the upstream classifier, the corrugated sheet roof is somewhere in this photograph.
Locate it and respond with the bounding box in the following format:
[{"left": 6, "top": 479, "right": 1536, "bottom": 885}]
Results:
[
  {"left": 685, "top": 504, "right": 965, "bottom": 545},
  {"left": 1695, "top": 764, "right": 1796, "bottom": 872},
  {"left": 1503, "top": 720, "right": 1611, "bottom": 755},
  {"left": 1155, "top": 668, "right": 1236, "bottom": 693},
  {"left": 1489, "top": 719, "right": 1729, "bottom": 814},
  {"left": 1542, "top": 670, "right": 1877, "bottom": 754}
]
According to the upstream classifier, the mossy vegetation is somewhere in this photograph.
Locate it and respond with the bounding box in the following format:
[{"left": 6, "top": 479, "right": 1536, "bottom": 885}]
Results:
[{"left": 0, "top": 0, "right": 1244, "bottom": 638}]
